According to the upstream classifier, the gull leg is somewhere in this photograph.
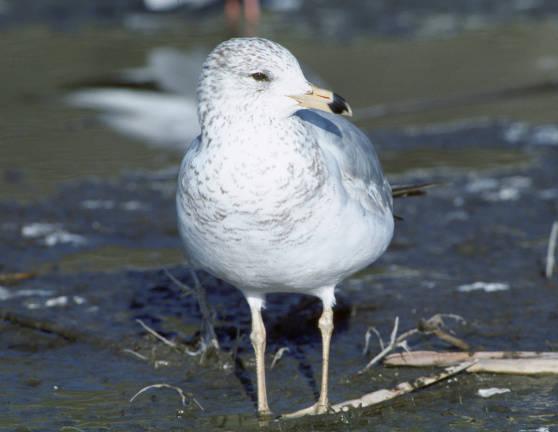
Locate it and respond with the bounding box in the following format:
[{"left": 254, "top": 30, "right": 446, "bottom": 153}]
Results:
[
  {"left": 247, "top": 296, "right": 271, "bottom": 416},
  {"left": 315, "top": 304, "right": 334, "bottom": 414}
]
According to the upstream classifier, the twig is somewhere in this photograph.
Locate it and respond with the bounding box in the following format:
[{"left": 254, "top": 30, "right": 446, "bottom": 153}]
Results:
[
  {"left": 469, "top": 359, "right": 558, "bottom": 374},
  {"left": 122, "top": 348, "right": 148, "bottom": 361},
  {"left": 418, "top": 314, "right": 470, "bottom": 351},
  {"left": 362, "top": 326, "right": 385, "bottom": 356},
  {"left": 136, "top": 319, "right": 177, "bottom": 349},
  {"left": 271, "top": 347, "right": 290, "bottom": 369},
  {"left": 130, "top": 383, "right": 204, "bottom": 411},
  {"left": 360, "top": 314, "right": 469, "bottom": 373},
  {"left": 282, "top": 361, "right": 475, "bottom": 419},
  {"left": 0, "top": 272, "right": 36, "bottom": 284},
  {"left": 163, "top": 268, "right": 193, "bottom": 296},
  {"left": 545, "top": 221, "right": 558, "bottom": 279},
  {"left": 360, "top": 317, "right": 400, "bottom": 372},
  {"left": 385, "top": 351, "right": 558, "bottom": 374},
  {"left": 185, "top": 340, "right": 207, "bottom": 357},
  {"left": 164, "top": 269, "right": 222, "bottom": 358},
  {"left": 360, "top": 317, "right": 421, "bottom": 373},
  {"left": 386, "top": 350, "right": 558, "bottom": 365}
]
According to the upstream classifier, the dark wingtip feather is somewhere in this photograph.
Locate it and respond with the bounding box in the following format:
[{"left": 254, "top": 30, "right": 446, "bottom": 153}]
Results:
[{"left": 392, "top": 182, "right": 440, "bottom": 199}]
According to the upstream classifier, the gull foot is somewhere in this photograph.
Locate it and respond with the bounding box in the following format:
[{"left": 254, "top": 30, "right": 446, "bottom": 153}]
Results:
[
  {"left": 313, "top": 402, "right": 330, "bottom": 415},
  {"left": 279, "top": 402, "right": 332, "bottom": 419},
  {"left": 257, "top": 408, "right": 273, "bottom": 420}
]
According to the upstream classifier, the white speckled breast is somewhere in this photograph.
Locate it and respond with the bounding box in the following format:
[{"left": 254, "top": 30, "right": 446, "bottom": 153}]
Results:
[{"left": 177, "top": 112, "right": 393, "bottom": 294}]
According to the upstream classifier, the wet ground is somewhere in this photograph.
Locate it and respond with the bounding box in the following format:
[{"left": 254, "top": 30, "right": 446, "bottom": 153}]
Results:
[{"left": 1, "top": 2, "right": 558, "bottom": 431}]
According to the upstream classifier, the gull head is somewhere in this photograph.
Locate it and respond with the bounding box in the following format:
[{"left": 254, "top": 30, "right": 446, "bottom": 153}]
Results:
[{"left": 197, "top": 38, "right": 351, "bottom": 124}]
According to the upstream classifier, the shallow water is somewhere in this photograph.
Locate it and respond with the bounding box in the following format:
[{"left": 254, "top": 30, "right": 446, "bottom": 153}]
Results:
[{"left": 1, "top": 3, "right": 558, "bottom": 431}]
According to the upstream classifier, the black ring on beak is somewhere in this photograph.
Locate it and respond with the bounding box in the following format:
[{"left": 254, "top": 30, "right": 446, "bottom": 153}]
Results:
[{"left": 328, "top": 93, "right": 350, "bottom": 115}]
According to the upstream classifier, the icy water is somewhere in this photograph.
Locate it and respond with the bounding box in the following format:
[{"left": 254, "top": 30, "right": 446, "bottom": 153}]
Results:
[{"left": 1, "top": 6, "right": 558, "bottom": 432}]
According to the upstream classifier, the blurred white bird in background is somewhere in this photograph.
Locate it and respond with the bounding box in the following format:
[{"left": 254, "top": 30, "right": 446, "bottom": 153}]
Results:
[
  {"left": 66, "top": 45, "right": 324, "bottom": 151},
  {"left": 66, "top": 48, "right": 204, "bottom": 150}
]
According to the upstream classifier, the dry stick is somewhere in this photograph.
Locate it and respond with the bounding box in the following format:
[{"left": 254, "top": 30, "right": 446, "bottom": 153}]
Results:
[
  {"left": 468, "top": 359, "right": 558, "bottom": 374},
  {"left": 136, "top": 319, "right": 177, "bottom": 349},
  {"left": 164, "top": 269, "right": 221, "bottom": 356},
  {"left": 122, "top": 348, "right": 149, "bottom": 361},
  {"left": 546, "top": 221, "right": 558, "bottom": 279},
  {"left": 163, "top": 268, "right": 193, "bottom": 296},
  {"left": 130, "top": 383, "right": 204, "bottom": 411},
  {"left": 360, "top": 314, "right": 469, "bottom": 373},
  {"left": 0, "top": 272, "right": 36, "bottom": 284},
  {"left": 360, "top": 317, "right": 406, "bottom": 372},
  {"left": 136, "top": 312, "right": 221, "bottom": 357},
  {"left": 362, "top": 326, "right": 385, "bottom": 355},
  {"left": 418, "top": 315, "right": 470, "bottom": 351},
  {"left": 282, "top": 360, "right": 476, "bottom": 419},
  {"left": 270, "top": 347, "right": 290, "bottom": 369},
  {"left": 386, "top": 350, "right": 558, "bottom": 366},
  {"left": 385, "top": 351, "right": 558, "bottom": 374}
]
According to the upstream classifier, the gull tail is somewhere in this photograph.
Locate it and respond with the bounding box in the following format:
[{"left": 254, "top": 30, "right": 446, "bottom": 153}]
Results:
[{"left": 392, "top": 183, "right": 438, "bottom": 199}]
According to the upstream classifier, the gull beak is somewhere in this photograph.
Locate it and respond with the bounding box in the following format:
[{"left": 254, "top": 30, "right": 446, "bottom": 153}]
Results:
[{"left": 290, "top": 84, "right": 352, "bottom": 117}]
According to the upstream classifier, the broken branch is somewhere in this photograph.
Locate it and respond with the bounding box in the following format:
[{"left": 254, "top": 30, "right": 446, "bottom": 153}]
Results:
[
  {"left": 136, "top": 319, "right": 177, "bottom": 349},
  {"left": 282, "top": 360, "right": 475, "bottom": 419},
  {"left": 130, "top": 383, "right": 204, "bottom": 411},
  {"left": 360, "top": 313, "right": 469, "bottom": 373},
  {"left": 385, "top": 351, "right": 558, "bottom": 374}
]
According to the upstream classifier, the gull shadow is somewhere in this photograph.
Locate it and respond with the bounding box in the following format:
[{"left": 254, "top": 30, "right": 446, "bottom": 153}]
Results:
[
  {"left": 233, "top": 352, "right": 258, "bottom": 408},
  {"left": 290, "top": 345, "right": 319, "bottom": 400}
]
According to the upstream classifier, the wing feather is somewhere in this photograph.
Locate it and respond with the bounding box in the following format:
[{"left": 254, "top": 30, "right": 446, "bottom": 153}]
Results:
[{"left": 296, "top": 109, "right": 392, "bottom": 213}]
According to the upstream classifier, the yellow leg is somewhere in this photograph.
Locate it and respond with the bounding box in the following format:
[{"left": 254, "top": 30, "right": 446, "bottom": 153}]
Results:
[
  {"left": 315, "top": 305, "right": 333, "bottom": 414},
  {"left": 248, "top": 298, "right": 271, "bottom": 416}
]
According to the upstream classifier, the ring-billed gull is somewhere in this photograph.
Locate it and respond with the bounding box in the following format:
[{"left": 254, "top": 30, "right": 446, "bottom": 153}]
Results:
[{"left": 177, "top": 38, "right": 394, "bottom": 415}]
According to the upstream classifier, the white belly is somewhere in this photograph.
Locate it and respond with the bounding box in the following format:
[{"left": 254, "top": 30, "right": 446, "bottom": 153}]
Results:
[{"left": 178, "top": 179, "right": 394, "bottom": 294}]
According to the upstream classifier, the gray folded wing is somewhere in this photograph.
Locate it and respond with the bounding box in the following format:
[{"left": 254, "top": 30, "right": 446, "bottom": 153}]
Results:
[{"left": 296, "top": 109, "right": 393, "bottom": 214}]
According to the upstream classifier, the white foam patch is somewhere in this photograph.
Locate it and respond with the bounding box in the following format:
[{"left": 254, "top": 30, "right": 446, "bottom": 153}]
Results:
[
  {"left": 81, "top": 200, "right": 115, "bottom": 210},
  {"left": 0, "top": 287, "right": 54, "bottom": 301},
  {"left": 539, "top": 188, "right": 558, "bottom": 200},
  {"left": 27, "top": 295, "right": 87, "bottom": 309},
  {"left": 143, "top": 0, "right": 197, "bottom": 11},
  {"left": 45, "top": 296, "right": 68, "bottom": 307},
  {"left": 81, "top": 200, "right": 147, "bottom": 211},
  {"left": 457, "top": 282, "right": 510, "bottom": 293},
  {"left": 532, "top": 125, "right": 558, "bottom": 146},
  {"left": 477, "top": 387, "right": 511, "bottom": 398},
  {"left": 504, "top": 122, "right": 558, "bottom": 146},
  {"left": 122, "top": 201, "right": 147, "bottom": 211},
  {"left": 465, "top": 176, "right": 532, "bottom": 202},
  {"left": 465, "top": 178, "right": 499, "bottom": 193},
  {"left": 21, "top": 223, "right": 87, "bottom": 247}
]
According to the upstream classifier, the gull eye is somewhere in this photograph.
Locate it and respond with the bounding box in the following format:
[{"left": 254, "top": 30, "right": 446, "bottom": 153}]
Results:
[{"left": 251, "top": 72, "right": 270, "bottom": 82}]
